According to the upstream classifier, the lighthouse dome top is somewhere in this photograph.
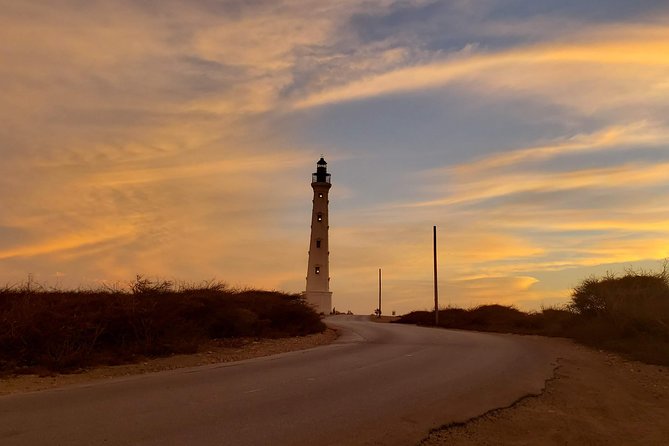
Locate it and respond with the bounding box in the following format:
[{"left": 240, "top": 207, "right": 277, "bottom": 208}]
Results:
[{"left": 312, "top": 156, "right": 331, "bottom": 184}]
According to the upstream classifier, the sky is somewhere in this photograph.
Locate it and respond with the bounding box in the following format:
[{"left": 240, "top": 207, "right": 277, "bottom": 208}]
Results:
[{"left": 2, "top": 0, "right": 669, "bottom": 314}]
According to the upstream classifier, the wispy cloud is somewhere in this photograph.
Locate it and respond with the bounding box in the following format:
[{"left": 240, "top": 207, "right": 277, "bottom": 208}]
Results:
[
  {"left": 0, "top": 224, "right": 137, "bottom": 261},
  {"left": 294, "top": 24, "right": 669, "bottom": 110},
  {"left": 2, "top": 1, "right": 669, "bottom": 313},
  {"left": 448, "top": 122, "right": 669, "bottom": 175},
  {"left": 411, "top": 161, "right": 669, "bottom": 208},
  {"left": 85, "top": 151, "right": 306, "bottom": 187}
]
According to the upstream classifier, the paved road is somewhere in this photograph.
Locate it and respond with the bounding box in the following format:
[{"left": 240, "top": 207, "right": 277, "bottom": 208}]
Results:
[{"left": 0, "top": 315, "right": 563, "bottom": 445}]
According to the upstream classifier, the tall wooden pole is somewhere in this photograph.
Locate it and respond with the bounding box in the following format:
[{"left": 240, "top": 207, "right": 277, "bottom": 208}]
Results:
[
  {"left": 433, "top": 225, "right": 439, "bottom": 326},
  {"left": 378, "top": 268, "right": 382, "bottom": 318}
]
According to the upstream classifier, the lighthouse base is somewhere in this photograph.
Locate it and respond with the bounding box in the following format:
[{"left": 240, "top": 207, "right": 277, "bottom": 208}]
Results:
[{"left": 304, "top": 290, "right": 332, "bottom": 315}]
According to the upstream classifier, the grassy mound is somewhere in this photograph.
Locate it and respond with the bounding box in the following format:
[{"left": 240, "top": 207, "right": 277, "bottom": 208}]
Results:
[
  {"left": 396, "top": 269, "right": 669, "bottom": 365},
  {"left": 0, "top": 277, "right": 325, "bottom": 375}
]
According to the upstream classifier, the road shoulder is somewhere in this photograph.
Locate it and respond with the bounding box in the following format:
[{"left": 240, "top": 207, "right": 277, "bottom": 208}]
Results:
[
  {"left": 421, "top": 342, "right": 669, "bottom": 445},
  {"left": 0, "top": 328, "right": 338, "bottom": 396}
]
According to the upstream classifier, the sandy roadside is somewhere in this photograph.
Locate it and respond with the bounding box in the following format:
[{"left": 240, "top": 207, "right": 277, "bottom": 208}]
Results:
[
  {"left": 0, "top": 328, "right": 338, "bottom": 396},
  {"left": 422, "top": 341, "right": 669, "bottom": 446}
]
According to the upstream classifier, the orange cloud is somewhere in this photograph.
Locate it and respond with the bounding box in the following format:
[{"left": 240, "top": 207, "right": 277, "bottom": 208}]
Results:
[
  {"left": 0, "top": 225, "right": 136, "bottom": 261},
  {"left": 447, "top": 122, "right": 669, "bottom": 175},
  {"left": 2, "top": 2, "right": 669, "bottom": 315},
  {"left": 446, "top": 275, "right": 540, "bottom": 305},
  {"left": 294, "top": 24, "right": 669, "bottom": 109},
  {"left": 85, "top": 151, "right": 307, "bottom": 187},
  {"left": 411, "top": 161, "right": 669, "bottom": 208}
]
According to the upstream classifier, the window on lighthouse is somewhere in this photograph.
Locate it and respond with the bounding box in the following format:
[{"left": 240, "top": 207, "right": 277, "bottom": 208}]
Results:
[
  {"left": 315, "top": 266, "right": 320, "bottom": 274},
  {"left": 318, "top": 193, "right": 323, "bottom": 198},
  {"left": 317, "top": 213, "right": 323, "bottom": 222},
  {"left": 316, "top": 240, "right": 321, "bottom": 248}
]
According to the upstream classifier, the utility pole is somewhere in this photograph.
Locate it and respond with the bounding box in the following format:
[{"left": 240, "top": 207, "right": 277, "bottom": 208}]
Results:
[
  {"left": 378, "top": 268, "right": 382, "bottom": 318},
  {"left": 433, "top": 225, "right": 439, "bottom": 326}
]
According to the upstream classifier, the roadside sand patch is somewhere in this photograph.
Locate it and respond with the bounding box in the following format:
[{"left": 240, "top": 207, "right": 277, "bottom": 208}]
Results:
[
  {"left": 0, "top": 328, "right": 338, "bottom": 396},
  {"left": 422, "top": 343, "right": 669, "bottom": 446}
]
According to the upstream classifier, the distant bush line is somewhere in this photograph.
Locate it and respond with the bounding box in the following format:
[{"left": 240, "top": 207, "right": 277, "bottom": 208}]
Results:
[
  {"left": 396, "top": 267, "right": 669, "bottom": 366},
  {"left": 0, "top": 276, "right": 325, "bottom": 375}
]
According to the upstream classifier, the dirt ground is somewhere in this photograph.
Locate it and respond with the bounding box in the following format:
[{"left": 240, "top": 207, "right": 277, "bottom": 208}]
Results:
[
  {"left": 0, "top": 328, "right": 338, "bottom": 396},
  {"left": 422, "top": 341, "right": 669, "bottom": 446}
]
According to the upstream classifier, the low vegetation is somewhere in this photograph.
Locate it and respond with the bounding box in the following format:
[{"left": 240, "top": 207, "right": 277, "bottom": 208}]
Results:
[
  {"left": 397, "top": 268, "right": 669, "bottom": 366},
  {"left": 0, "top": 276, "right": 325, "bottom": 375}
]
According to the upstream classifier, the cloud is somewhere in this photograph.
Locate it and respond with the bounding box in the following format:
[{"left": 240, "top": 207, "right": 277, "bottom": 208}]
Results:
[
  {"left": 0, "top": 0, "right": 331, "bottom": 287},
  {"left": 411, "top": 161, "right": 669, "bottom": 208},
  {"left": 293, "top": 24, "right": 669, "bottom": 111},
  {"left": 84, "top": 151, "right": 306, "bottom": 187},
  {"left": 445, "top": 275, "right": 540, "bottom": 305},
  {"left": 0, "top": 225, "right": 137, "bottom": 261},
  {"left": 448, "top": 122, "right": 669, "bottom": 175},
  {"left": 3, "top": 1, "right": 669, "bottom": 314}
]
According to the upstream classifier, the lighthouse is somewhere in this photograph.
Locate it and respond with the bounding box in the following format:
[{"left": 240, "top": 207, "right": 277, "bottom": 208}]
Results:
[{"left": 305, "top": 157, "right": 332, "bottom": 314}]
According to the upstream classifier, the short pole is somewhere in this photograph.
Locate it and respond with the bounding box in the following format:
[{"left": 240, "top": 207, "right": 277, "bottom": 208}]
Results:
[
  {"left": 378, "top": 268, "right": 382, "bottom": 318},
  {"left": 433, "top": 225, "right": 439, "bottom": 326}
]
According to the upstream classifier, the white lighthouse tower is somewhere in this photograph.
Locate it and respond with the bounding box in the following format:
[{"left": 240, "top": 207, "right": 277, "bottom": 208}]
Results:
[{"left": 305, "top": 157, "right": 332, "bottom": 314}]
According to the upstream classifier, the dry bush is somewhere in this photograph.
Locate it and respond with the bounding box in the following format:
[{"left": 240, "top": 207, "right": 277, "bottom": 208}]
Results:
[
  {"left": 396, "top": 305, "right": 543, "bottom": 334},
  {"left": 530, "top": 307, "right": 577, "bottom": 336},
  {"left": 0, "top": 278, "right": 325, "bottom": 375},
  {"left": 568, "top": 268, "right": 669, "bottom": 364},
  {"left": 395, "top": 266, "right": 669, "bottom": 365}
]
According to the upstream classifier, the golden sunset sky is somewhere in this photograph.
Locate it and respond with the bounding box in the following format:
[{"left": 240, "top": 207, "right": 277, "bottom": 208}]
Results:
[{"left": 2, "top": 1, "right": 669, "bottom": 314}]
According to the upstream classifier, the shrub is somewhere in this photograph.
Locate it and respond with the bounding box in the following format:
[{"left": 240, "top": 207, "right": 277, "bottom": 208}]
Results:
[
  {"left": 395, "top": 305, "right": 546, "bottom": 334},
  {"left": 0, "top": 279, "right": 325, "bottom": 374},
  {"left": 567, "top": 268, "right": 669, "bottom": 364},
  {"left": 394, "top": 266, "right": 669, "bottom": 365},
  {"left": 569, "top": 269, "right": 669, "bottom": 336}
]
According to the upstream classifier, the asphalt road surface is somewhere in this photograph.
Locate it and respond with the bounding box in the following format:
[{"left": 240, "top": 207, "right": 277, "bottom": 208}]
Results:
[{"left": 0, "top": 315, "right": 563, "bottom": 445}]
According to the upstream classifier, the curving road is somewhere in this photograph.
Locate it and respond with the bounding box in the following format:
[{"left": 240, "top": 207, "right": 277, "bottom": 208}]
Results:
[{"left": 0, "top": 315, "right": 564, "bottom": 445}]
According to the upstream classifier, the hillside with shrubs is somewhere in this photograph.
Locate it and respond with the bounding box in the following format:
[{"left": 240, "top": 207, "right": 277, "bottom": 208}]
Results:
[
  {"left": 0, "top": 276, "right": 325, "bottom": 375},
  {"left": 397, "top": 267, "right": 669, "bottom": 365}
]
